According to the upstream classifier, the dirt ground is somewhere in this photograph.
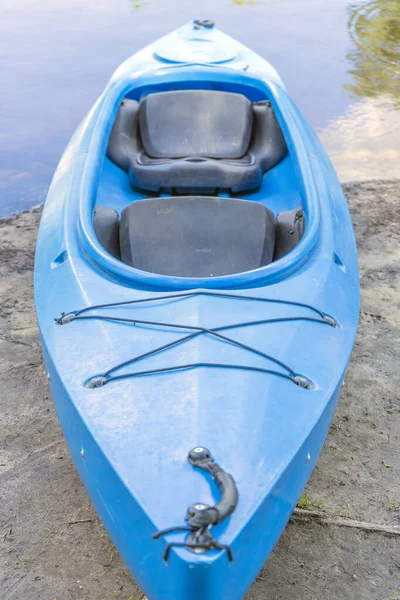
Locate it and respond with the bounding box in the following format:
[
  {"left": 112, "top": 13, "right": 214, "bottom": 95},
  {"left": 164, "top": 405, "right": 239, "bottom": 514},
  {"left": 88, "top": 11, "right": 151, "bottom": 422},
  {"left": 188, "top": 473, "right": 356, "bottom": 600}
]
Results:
[{"left": 0, "top": 181, "right": 399, "bottom": 600}]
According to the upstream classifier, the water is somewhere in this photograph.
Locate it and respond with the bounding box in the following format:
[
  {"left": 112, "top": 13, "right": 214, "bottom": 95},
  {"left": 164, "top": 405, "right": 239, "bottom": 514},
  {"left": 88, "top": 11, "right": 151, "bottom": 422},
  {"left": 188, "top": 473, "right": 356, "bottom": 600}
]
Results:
[{"left": 1, "top": 0, "right": 399, "bottom": 216}]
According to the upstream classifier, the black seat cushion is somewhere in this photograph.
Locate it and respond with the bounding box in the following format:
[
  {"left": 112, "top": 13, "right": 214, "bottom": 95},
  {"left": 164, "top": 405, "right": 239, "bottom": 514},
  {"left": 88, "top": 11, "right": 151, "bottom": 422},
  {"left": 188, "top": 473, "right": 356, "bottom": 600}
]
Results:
[
  {"left": 139, "top": 90, "right": 253, "bottom": 159},
  {"left": 119, "top": 197, "right": 275, "bottom": 277},
  {"left": 107, "top": 90, "right": 287, "bottom": 194}
]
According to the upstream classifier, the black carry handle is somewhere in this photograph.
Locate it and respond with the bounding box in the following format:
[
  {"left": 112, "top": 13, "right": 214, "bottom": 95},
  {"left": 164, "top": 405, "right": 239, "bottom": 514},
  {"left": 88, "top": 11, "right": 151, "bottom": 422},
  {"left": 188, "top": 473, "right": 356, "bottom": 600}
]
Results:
[
  {"left": 186, "top": 447, "right": 239, "bottom": 528},
  {"left": 153, "top": 446, "right": 238, "bottom": 560}
]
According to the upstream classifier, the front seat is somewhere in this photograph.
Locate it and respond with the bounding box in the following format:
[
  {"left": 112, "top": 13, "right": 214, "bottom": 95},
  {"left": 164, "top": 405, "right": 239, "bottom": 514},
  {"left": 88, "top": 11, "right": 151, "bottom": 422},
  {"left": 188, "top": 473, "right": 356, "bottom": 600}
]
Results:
[{"left": 107, "top": 89, "right": 287, "bottom": 194}]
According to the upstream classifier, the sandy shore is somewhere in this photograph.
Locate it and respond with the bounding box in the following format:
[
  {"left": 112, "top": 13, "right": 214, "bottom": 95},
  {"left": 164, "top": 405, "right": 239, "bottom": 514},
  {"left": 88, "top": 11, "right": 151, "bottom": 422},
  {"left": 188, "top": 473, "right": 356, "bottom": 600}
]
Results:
[{"left": 0, "top": 181, "right": 399, "bottom": 600}]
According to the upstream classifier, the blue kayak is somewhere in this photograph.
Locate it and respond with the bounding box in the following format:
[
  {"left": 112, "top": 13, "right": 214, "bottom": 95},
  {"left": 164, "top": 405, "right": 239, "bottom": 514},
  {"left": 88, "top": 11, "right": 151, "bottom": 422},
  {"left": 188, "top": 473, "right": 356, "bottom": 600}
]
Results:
[{"left": 34, "top": 20, "right": 359, "bottom": 600}]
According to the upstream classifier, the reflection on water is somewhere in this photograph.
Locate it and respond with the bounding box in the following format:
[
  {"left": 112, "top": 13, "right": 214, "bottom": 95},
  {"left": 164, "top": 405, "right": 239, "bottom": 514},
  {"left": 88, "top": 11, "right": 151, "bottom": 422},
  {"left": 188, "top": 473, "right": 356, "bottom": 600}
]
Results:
[
  {"left": 346, "top": 0, "right": 400, "bottom": 105},
  {"left": 319, "top": 0, "right": 400, "bottom": 181},
  {"left": 319, "top": 97, "right": 400, "bottom": 181}
]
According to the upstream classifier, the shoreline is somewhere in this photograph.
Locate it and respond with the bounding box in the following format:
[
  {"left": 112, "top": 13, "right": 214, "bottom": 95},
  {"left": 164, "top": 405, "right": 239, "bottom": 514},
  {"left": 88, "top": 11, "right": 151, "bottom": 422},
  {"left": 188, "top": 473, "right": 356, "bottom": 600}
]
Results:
[{"left": 1, "top": 180, "right": 399, "bottom": 600}]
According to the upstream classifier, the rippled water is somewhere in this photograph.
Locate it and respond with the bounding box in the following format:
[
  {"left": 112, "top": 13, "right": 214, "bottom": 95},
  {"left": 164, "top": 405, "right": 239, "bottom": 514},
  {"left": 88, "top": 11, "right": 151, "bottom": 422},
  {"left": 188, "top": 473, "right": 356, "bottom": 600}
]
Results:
[
  {"left": 0, "top": 0, "right": 399, "bottom": 216},
  {"left": 347, "top": 0, "right": 400, "bottom": 105}
]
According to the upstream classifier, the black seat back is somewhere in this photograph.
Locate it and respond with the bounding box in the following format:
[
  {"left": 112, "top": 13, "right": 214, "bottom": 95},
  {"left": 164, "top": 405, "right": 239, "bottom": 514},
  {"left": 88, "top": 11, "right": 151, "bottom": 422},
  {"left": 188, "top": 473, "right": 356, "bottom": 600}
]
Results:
[{"left": 139, "top": 90, "right": 253, "bottom": 159}]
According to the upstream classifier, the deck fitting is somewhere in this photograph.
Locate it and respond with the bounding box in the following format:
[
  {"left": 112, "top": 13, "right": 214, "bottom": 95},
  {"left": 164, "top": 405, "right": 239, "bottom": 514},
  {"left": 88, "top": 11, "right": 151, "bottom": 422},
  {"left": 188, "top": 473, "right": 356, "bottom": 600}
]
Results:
[
  {"left": 188, "top": 447, "right": 212, "bottom": 465},
  {"left": 85, "top": 375, "right": 107, "bottom": 389},
  {"left": 193, "top": 19, "right": 215, "bottom": 29},
  {"left": 293, "top": 375, "right": 311, "bottom": 389},
  {"left": 322, "top": 315, "right": 338, "bottom": 328},
  {"left": 55, "top": 312, "right": 77, "bottom": 325}
]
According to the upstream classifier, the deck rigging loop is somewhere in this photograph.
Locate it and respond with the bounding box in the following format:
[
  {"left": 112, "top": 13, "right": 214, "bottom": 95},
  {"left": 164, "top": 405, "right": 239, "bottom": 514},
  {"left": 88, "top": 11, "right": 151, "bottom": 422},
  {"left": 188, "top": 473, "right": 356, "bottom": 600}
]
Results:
[
  {"left": 55, "top": 290, "right": 337, "bottom": 390},
  {"left": 153, "top": 447, "right": 237, "bottom": 561}
]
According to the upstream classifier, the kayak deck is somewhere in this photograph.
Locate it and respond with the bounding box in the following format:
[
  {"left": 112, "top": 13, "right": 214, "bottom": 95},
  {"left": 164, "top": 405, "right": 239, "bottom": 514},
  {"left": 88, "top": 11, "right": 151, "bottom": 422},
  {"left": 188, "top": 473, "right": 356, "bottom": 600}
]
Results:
[{"left": 44, "top": 286, "right": 351, "bottom": 599}]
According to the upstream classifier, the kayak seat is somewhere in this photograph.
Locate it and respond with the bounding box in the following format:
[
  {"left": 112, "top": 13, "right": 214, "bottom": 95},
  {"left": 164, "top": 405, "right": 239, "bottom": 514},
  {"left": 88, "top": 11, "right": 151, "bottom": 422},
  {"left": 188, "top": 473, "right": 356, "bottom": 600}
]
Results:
[
  {"left": 119, "top": 196, "right": 276, "bottom": 277},
  {"left": 107, "top": 90, "right": 287, "bottom": 194}
]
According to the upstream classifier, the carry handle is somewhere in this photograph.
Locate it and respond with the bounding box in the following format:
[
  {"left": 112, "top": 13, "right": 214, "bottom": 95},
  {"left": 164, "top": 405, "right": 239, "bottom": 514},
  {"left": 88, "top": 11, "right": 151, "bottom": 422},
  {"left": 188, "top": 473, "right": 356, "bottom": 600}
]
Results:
[{"left": 187, "top": 447, "right": 239, "bottom": 527}]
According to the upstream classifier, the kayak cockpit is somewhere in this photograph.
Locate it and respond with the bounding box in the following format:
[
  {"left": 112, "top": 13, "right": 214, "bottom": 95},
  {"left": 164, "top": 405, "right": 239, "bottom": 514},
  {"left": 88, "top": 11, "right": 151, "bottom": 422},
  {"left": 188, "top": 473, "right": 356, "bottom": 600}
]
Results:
[
  {"left": 93, "top": 83, "right": 306, "bottom": 279},
  {"left": 94, "top": 197, "right": 304, "bottom": 278}
]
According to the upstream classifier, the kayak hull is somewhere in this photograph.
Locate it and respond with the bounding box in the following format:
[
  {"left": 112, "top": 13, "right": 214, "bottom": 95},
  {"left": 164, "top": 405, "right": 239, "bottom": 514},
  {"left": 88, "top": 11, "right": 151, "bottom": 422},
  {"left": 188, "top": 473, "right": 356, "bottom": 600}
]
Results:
[{"left": 35, "top": 21, "right": 359, "bottom": 600}]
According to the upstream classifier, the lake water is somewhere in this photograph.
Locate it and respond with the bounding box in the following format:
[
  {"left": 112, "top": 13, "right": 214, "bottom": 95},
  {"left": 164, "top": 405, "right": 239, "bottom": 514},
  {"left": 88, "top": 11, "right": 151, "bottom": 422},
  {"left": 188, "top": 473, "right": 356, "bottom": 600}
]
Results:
[{"left": 1, "top": 0, "right": 399, "bottom": 216}]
